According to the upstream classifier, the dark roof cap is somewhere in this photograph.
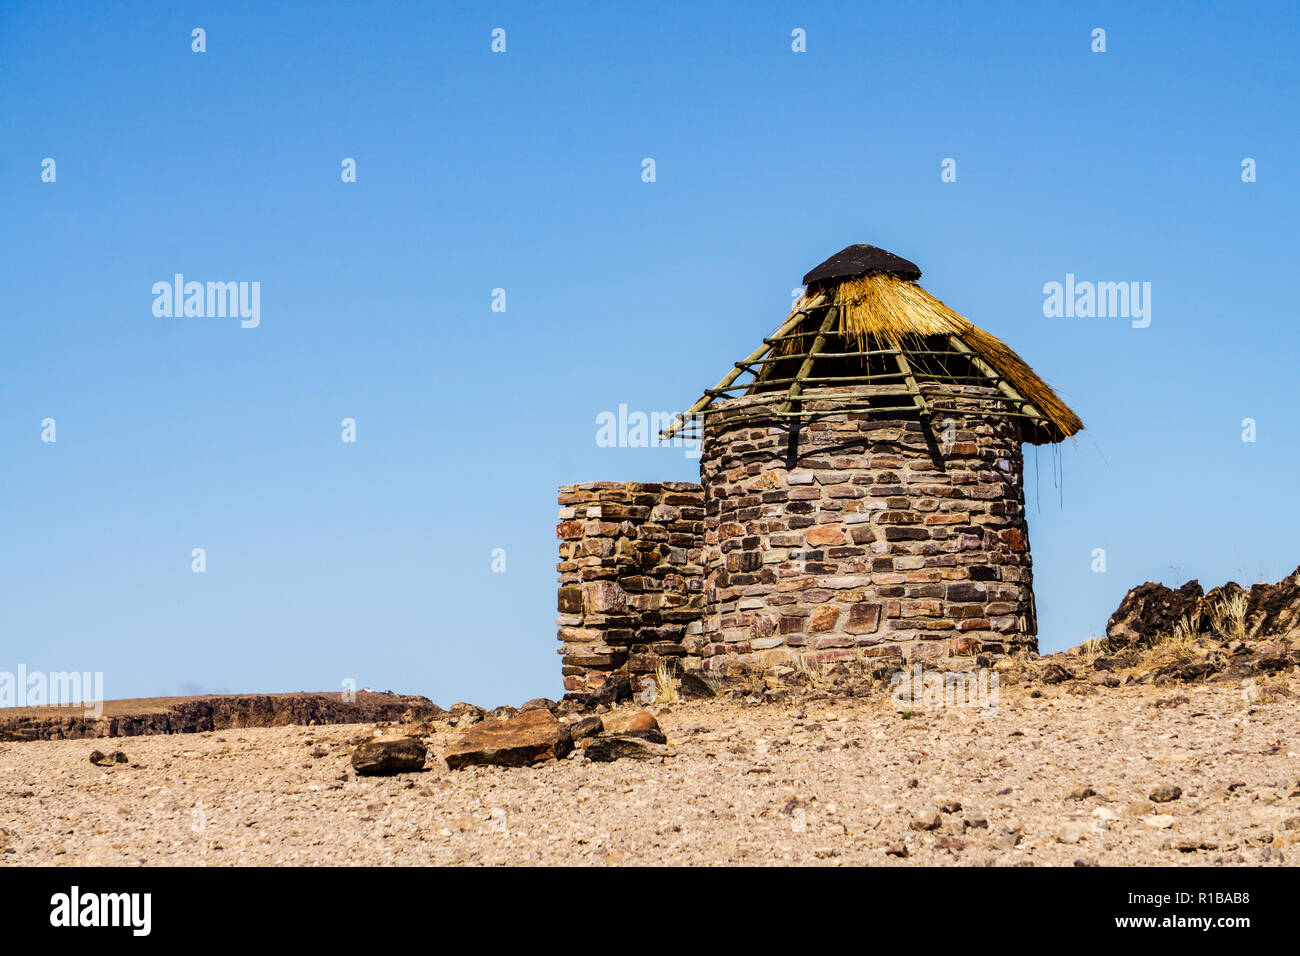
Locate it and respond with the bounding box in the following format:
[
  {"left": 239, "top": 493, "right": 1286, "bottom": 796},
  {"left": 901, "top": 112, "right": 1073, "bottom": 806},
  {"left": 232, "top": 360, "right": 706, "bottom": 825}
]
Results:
[{"left": 802, "top": 244, "right": 922, "bottom": 284}]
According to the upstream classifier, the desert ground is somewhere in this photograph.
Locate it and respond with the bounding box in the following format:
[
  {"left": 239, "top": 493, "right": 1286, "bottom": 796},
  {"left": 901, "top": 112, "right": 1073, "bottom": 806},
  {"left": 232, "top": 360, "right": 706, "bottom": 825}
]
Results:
[{"left": 1, "top": 678, "right": 1296, "bottom": 866}]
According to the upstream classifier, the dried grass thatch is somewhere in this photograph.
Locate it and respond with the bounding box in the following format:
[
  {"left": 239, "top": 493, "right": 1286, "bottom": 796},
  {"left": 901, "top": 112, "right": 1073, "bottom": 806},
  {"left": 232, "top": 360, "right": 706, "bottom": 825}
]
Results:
[
  {"left": 776, "top": 273, "right": 1082, "bottom": 441},
  {"left": 660, "top": 256, "right": 1083, "bottom": 444}
]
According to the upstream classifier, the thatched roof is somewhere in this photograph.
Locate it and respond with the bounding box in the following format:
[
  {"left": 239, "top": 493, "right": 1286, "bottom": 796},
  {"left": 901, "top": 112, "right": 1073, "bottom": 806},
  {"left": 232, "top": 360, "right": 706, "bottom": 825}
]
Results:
[{"left": 661, "top": 245, "right": 1083, "bottom": 445}]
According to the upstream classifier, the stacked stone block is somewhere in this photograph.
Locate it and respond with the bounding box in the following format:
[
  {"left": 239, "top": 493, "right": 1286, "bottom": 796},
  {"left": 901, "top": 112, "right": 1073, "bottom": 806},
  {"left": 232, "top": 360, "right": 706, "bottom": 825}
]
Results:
[
  {"left": 556, "top": 482, "right": 705, "bottom": 694},
  {"left": 697, "top": 386, "right": 1036, "bottom": 676}
]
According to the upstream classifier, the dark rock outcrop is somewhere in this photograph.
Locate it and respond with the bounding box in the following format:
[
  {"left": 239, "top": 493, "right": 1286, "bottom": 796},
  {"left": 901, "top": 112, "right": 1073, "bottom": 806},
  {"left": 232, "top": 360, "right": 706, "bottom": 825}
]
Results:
[
  {"left": 1020, "top": 567, "right": 1300, "bottom": 687},
  {"left": 1243, "top": 569, "right": 1300, "bottom": 641},
  {"left": 1106, "top": 580, "right": 1205, "bottom": 647},
  {"left": 0, "top": 691, "right": 436, "bottom": 743},
  {"left": 1106, "top": 568, "right": 1300, "bottom": 649}
]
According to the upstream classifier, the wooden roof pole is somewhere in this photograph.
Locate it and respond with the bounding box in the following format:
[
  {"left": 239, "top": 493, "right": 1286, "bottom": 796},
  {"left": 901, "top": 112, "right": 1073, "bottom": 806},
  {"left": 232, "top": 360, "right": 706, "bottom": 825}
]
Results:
[
  {"left": 779, "top": 305, "right": 839, "bottom": 415},
  {"left": 946, "top": 335, "right": 1048, "bottom": 427},
  {"left": 894, "top": 351, "right": 928, "bottom": 415},
  {"left": 659, "top": 293, "right": 827, "bottom": 439}
]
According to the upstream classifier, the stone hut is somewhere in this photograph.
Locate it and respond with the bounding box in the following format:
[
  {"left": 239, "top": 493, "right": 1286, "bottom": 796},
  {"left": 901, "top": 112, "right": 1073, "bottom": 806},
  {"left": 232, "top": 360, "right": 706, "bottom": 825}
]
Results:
[{"left": 557, "top": 244, "right": 1082, "bottom": 694}]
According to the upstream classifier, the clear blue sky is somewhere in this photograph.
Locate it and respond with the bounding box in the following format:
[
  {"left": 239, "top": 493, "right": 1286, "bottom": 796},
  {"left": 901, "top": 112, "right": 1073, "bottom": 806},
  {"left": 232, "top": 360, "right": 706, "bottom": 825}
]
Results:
[{"left": 2, "top": 1, "right": 1297, "bottom": 706}]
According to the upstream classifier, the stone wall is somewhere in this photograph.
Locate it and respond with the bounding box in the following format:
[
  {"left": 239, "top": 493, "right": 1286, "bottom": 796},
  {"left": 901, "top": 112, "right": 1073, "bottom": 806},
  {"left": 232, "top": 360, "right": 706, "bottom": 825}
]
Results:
[
  {"left": 697, "top": 386, "right": 1035, "bottom": 677},
  {"left": 556, "top": 482, "right": 706, "bottom": 695}
]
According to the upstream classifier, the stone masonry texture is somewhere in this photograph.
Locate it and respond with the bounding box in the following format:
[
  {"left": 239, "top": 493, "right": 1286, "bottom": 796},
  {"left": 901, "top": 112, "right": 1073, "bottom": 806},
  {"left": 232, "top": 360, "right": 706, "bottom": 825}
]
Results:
[
  {"left": 556, "top": 482, "right": 705, "bottom": 695},
  {"left": 697, "top": 388, "right": 1036, "bottom": 678},
  {"left": 558, "top": 385, "right": 1037, "bottom": 692}
]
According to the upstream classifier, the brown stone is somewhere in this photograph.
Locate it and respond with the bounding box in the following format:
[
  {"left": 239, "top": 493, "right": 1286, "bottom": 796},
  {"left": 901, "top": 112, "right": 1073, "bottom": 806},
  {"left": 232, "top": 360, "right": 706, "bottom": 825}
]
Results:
[
  {"left": 925, "top": 514, "right": 968, "bottom": 525},
  {"left": 586, "top": 580, "right": 627, "bottom": 614},
  {"left": 444, "top": 709, "right": 573, "bottom": 770},
  {"left": 677, "top": 672, "right": 716, "bottom": 700},
  {"left": 946, "top": 582, "right": 988, "bottom": 603},
  {"left": 584, "top": 736, "right": 673, "bottom": 762},
  {"left": 1038, "top": 663, "right": 1074, "bottom": 684},
  {"left": 806, "top": 526, "right": 845, "bottom": 547},
  {"left": 844, "top": 603, "right": 881, "bottom": 634},
  {"left": 449, "top": 702, "right": 486, "bottom": 727},
  {"left": 568, "top": 716, "right": 603, "bottom": 741},
  {"left": 779, "top": 615, "right": 805, "bottom": 634},
  {"left": 601, "top": 709, "right": 666, "bottom": 743},
  {"left": 557, "top": 586, "right": 584, "bottom": 613},
  {"left": 910, "top": 811, "right": 943, "bottom": 831},
  {"left": 998, "top": 528, "right": 1026, "bottom": 550},
  {"left": 809, "top": 605, "right": 840, "bottom": 632},
  {"left": 351, "top": 736, "right": 427, "bottom": 776}
]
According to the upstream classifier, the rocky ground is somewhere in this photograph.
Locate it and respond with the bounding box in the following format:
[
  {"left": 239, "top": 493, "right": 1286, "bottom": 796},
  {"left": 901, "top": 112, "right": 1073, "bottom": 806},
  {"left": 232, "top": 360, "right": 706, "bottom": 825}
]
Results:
[
  {"left": 1, "top": 674, "right": 1297, "bottom": 866},
  {"left": 2, "top": 574, "right": 1297, "bottom": 866}
]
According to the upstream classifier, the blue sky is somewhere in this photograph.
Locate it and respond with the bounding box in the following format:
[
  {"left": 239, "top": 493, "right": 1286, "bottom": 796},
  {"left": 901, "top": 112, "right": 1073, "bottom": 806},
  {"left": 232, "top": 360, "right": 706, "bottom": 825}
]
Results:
[{"left": 2, "top": 1, "right": 1297, "bottom": 706}]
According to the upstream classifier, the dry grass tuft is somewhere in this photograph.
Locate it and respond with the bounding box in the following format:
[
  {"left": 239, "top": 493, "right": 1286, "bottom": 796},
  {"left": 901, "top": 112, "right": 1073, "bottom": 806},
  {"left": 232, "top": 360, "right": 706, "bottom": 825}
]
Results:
[
  {"left": 1173, "top": 611, "right": 1203, "bottom": 646},
  {"left": 1136, "top": 612, "right": 1203, "bottom": 670},
  {"left": 794, "top": 655, "right": 837, "bottom": 690},
  {"left": 1080, "top": 634, "right": 1109, "bottom": 666},
  {"left": 653, "top": 661, "right": 678, "bottom": 704},
  {"left": 1211, "top": 592, "right": 1249, "bottom": 642},
  {"left": 1012, "top": 645, "right": 1036, "bottom": 669}
]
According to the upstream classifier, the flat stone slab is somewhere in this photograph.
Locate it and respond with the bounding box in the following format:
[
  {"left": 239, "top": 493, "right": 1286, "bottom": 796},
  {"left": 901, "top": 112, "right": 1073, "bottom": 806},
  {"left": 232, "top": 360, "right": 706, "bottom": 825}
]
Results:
[
  {"left": 444, "top": 709, "right": 573, "bottom": 770},
  {"left": 600, "top": 709, "right": 666, "bottom": 743},
  {"left": 584, "top": 735, "right": 674, "bottom": 762},
  {"left": 351, "top": 736, "right": 427, "bottom": 775}
]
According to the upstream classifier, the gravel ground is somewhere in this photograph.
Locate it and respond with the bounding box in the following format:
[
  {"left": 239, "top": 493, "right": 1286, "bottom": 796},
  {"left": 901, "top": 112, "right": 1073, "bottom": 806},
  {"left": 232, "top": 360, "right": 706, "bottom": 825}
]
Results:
[{"left": 1, "top": 679, "right": 1297, "bottom": 866}]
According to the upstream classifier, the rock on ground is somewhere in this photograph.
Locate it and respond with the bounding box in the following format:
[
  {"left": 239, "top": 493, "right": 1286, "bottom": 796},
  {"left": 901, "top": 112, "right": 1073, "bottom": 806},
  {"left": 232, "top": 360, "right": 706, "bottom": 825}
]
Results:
[
  {"left": 584, "top": 736, "right": 672, "bottom": 762},
  {"left": 443, "top": 709, "right": 573, "bottom": 770},
  {"left": 351, "top": 736, "right": 427, "bottom": 776}
]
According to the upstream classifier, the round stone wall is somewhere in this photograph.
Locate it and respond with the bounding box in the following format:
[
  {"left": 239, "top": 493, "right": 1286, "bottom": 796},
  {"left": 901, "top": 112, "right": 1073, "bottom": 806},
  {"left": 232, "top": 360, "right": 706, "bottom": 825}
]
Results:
[{"left": 698, "top": 386, "right": 1036, "bottom": 677}]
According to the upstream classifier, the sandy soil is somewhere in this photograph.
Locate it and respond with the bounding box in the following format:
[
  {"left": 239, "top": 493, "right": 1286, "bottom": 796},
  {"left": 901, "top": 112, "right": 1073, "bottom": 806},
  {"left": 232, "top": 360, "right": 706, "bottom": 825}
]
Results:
[{"left": 1, "top": 680, "right": 1297, "bottom": 866}]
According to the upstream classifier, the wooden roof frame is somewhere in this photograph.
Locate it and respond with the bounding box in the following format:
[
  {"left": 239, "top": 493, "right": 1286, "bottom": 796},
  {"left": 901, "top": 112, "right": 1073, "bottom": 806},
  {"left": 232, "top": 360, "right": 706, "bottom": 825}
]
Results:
[{"left": 659, "top": 296, "right": 1057, "bottom": 442}]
